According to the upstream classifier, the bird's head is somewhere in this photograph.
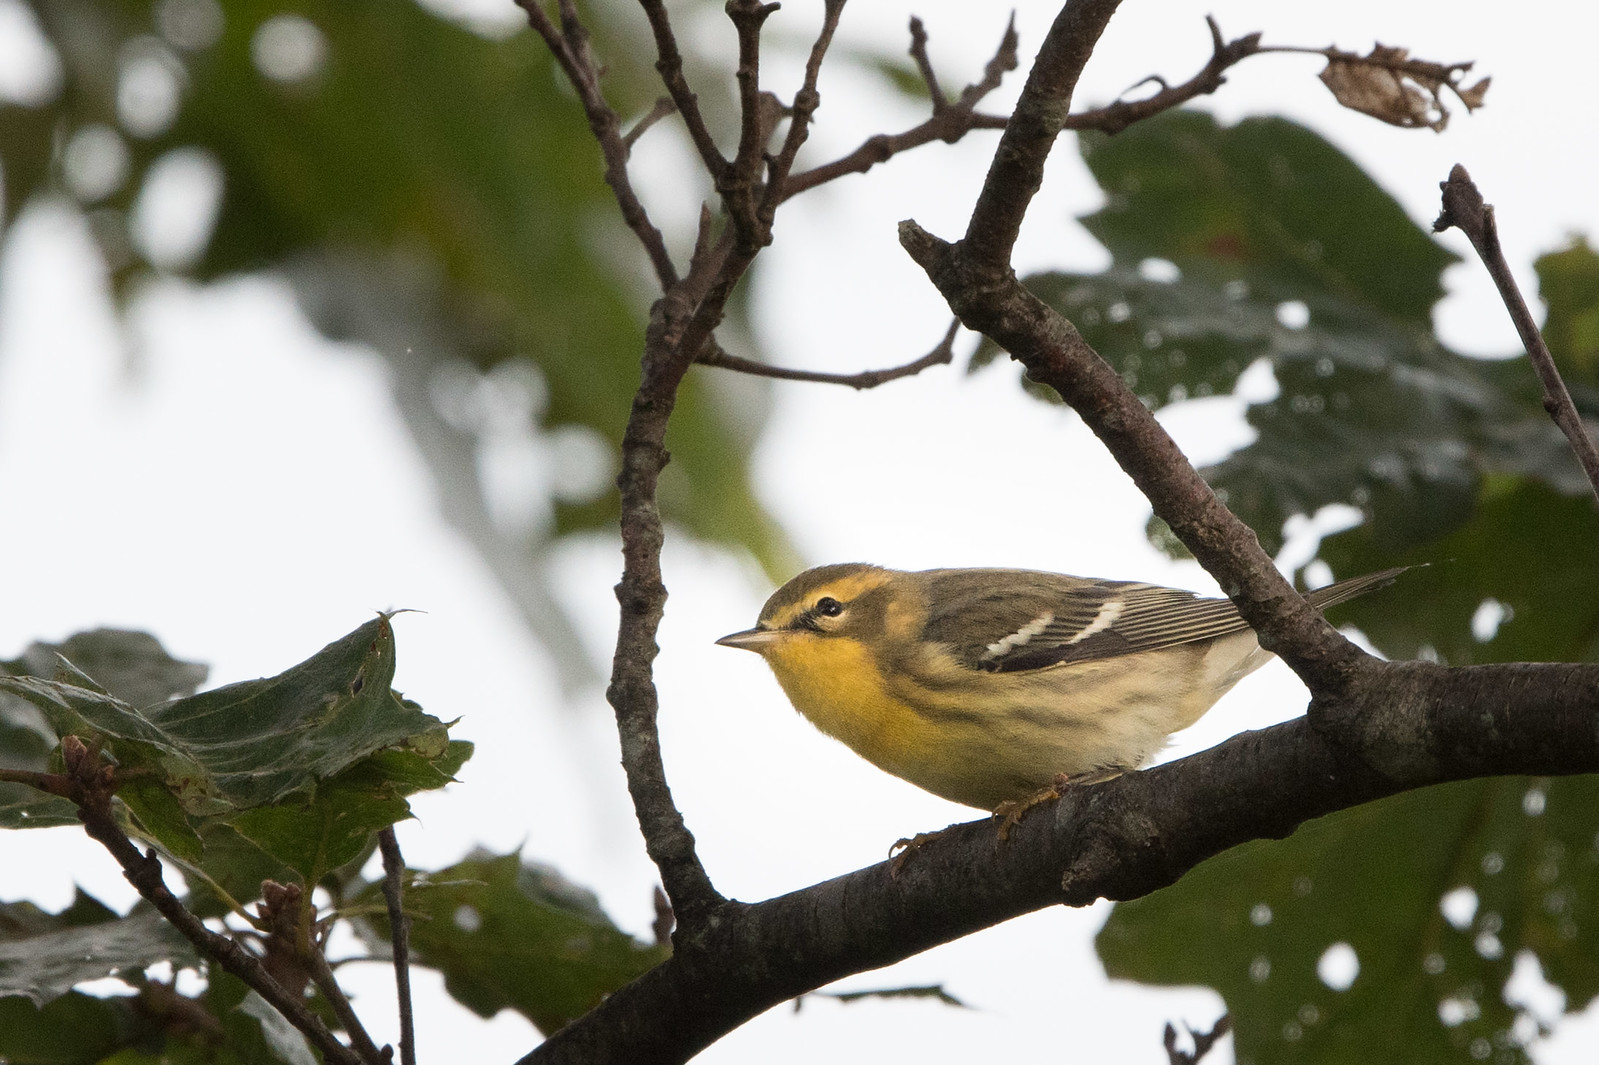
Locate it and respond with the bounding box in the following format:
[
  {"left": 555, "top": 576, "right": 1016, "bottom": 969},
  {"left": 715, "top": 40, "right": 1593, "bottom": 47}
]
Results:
[{"left": 715, "top": 563, "right": 893, "bottom": 657}]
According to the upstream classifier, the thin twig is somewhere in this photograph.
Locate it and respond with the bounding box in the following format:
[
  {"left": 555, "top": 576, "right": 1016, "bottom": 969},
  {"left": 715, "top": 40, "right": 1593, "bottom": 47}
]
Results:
[
  {"left": 514, "top": 0, "right": 679, "bottom": 288},
  {"left": 723, "top": 0, "right": 782, "bottom": 246},
  {"left": 953, "top": 12, "right": 1020, "bottom": 113},
  {"left": 783, "top": 15, "right": 1018, "bottom": 200},
  {"left": 307, "top": 946, "right": 386, "bottom": 1065},
  {"left": 637, "top": 0, "right": 728, "bottom": 179},
  {"left": 760, "top": 0, "right": 847, "bottom": 220},
  {"left": 623, "top": 97, "right": 677, "bottom": 152},
  {"left": 0, "top": 766, "right": 73, "bottom": 796},
  {"left": 56, "top": 740, "right": 367, "bottom": 1065},
  {"left": 1061, "top": 17, "right": 1261, "bottom": 135},
  {"left": 1434, "top": 164, "right": 1599, "bottom": 506},
  {"left": 907, "top": 17, "right": 947, "bottom": 113},
  {"left": 1165, "top": 1014, "right": 1232, "bottom": 1065},
  {"left": 696, "top": 319, "right": 958, "bottom": 389},
  {"left": 378, "top": 827, "right": 417, "bottom": 1065}
]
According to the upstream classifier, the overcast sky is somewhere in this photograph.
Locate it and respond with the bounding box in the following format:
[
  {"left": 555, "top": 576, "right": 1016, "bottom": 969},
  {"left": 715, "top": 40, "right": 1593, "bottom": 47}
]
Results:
[{"left": 2, "top": 1, "right": 1596, "bottom": 1062}]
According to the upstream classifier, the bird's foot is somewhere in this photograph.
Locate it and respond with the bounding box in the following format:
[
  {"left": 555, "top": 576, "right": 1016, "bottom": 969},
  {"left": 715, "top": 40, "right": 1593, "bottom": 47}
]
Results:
[
  {"left": 993, "top": 768, "right": 1123, "bottom": 841},
  {"left": 888, "top": 829, "right": 949, "bottom": 877}
]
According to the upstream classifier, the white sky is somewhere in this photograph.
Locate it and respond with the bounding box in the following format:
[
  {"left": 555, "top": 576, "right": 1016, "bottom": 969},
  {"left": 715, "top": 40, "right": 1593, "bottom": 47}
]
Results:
[{"left": 1, "top": 0, "right": 1596, "bottom": 1062}]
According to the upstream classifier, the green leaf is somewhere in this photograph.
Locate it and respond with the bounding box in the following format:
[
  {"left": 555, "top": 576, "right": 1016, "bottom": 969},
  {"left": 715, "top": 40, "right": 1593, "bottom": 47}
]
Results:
[
  {"left": 5, "top": 630, "right": 208, "bottom": 710},
  {"left": 0, "top": 619, "right": 468, "bottom": 907},
  {"left": 1534, "top": 236, "right": 1599, "bottom": 386},
  {"left": 134, "top": 615, "right": 439, "bottom": 811},
  {"left": 1076, "top": 111, "right": 1454, "bottom": 324},
  {"left": 0, "top": 991, "right": 138, "bottom": 1065},
  {"left": 0, "top": 892, "right": 196, "bottom": 1005},
  {"left": 1317, "top": 477, "right": 1599, "bottom": 665},
  {"left": 0, "top": 672, "right": 77, "bottom": 828},
  {"left": 1098, "top": 778, "right": 1599, "bottom": 1064},
  {"left": 356, "top": 850, "right": 668, "bottom": 1034},
  {"left": 983, "top": 111, "right": 1597, "bottom": 671}
]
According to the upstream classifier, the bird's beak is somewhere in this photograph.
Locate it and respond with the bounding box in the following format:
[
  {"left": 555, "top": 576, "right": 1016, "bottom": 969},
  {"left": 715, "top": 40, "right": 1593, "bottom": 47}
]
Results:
[{"left": 715, "top": 627, "right": 782, "bottom": 652}]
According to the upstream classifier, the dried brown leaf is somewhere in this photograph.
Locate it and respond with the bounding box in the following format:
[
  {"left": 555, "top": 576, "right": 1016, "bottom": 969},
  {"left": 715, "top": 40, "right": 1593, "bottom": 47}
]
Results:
[{"left": 1316, "top": 44, "right": 1487, "bottom": 132}]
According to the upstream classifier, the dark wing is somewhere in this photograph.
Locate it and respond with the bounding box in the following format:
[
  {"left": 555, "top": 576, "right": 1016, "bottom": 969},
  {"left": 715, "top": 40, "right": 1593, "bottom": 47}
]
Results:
[
  {"left": 919, "top": 566, "right": 1407, "bottom": 674},
  {"left": 918, "top": 569, "right": 1248, "bottom": 673}
]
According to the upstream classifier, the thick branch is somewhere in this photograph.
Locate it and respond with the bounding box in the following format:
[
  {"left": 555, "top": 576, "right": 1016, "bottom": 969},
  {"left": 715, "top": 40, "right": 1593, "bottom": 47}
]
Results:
[
  {"left": 607, "top": 293, "right": 727, "bottom": 923},
  {"left": 525, "top": 659, "right": 1599, "bottom": 1065},
  {"left": 1434, "top": 164, "right": 1599, "bottom": 505},
  {"left": 897, "top": 0, "right": 1356, "bottom": 691},
  {"left": 960, "top": 0, "right": 1125, "bottom": 270}
]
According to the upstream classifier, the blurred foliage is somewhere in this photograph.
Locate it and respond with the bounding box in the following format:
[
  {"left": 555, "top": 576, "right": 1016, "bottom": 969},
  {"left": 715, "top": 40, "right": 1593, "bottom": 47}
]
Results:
[
  {"left": 0, "top": 0, "right": 793, "bottom": 673},
  {"left": 3, "top": 4, "right": 1597, "bottom": 1061},
  {"left": 1100, "top": 778, "right": 1599, "bottom": 1065},
  {"left": 982, "top": 110, "right": 1599, "bottom": 1062},
  {"left": 355, "top": 849, "right": 669, "bottom": 1035}
]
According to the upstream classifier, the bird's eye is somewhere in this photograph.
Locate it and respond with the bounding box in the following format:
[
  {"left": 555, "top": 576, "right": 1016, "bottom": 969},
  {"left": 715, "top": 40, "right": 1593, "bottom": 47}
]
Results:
[{"left": 814, "top": 596, "right": 844, "bottom": 617}]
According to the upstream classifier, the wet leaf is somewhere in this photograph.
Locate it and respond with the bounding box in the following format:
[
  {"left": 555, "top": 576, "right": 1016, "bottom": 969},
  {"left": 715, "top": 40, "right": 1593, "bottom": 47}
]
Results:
[
  {"left": 355, "top": 850, "right": 668, "bottom": 1034},
  {"left": 1099, "top": 778, "right": 1599, "bottom": 1065},
  {"left": 0, "top": 619, "right": 468, "bottom": 902},
  {"left": 0, "top": 891, "right": 196, "bottom": 1006}
]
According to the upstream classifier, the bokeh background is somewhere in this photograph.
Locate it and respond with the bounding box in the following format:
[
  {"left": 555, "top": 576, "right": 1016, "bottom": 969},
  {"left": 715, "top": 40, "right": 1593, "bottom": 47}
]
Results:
[{"left": 2, "top": 0, "right": 1597, "bottom": 1061}]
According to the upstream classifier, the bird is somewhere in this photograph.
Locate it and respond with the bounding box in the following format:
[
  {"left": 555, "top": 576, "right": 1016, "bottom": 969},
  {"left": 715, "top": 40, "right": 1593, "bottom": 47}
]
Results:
[{"left": 716, "top": 563, "right": 1401, "bottom": 812}]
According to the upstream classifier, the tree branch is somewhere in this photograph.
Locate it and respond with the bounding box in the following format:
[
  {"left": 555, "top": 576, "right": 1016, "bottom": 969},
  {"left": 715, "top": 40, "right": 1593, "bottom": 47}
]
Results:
[
  {"left": 695, "top": 319, "right": 958, "bottom": 389},
  {"left": 723, "top": 0, "right": 781, "bottom": 245},
  {"left": 897, "top": 0, "right": 1360, "bottom": 695},
  {"left": 637, "top": 0, "right": 728, "bottom": 180},
  {"left": 1062, "top": 17, "right": 1261, "bottom": 135},
  {"left": 514, "top": 0, "right": 679, "bottom": 288},
  {"left": 782, "top": 15, "right": 1018, "bottom": 201},
  {"left": 307, "top": 942, "right": 385, "bottom": 1064},
  {"left": 524, "top": 659, "right": 1599, "bottom": 1065},
  {"left": 377, "top": 827, "right": 416, "bottom": 1065},
  {"left": 1434, "top": 164, "right": 1599, "bottom": 506},
  {"left": 1166, "top": 1014, "right": 1232, "bottom": 1065},
  {"left": 958, "top": 0, "right": 1121, "bottom": 271},
  {"left": 55, "top": 739, "right": 368, "bottom": 1065},
  {"left": 760, "top": 0, "right": 845, "bottom": 216},
  {"left": 623, "top": 96, "right": 678, "bottom": 152}
]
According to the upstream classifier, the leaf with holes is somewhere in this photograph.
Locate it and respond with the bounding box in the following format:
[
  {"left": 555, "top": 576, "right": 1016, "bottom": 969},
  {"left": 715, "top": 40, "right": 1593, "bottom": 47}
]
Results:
[
  {"left": 1098, "top": 778, "right": 1599, "bottom": 1065},
  {"left": 355, "top": 850, "right": 668, "bottom": 1034}
]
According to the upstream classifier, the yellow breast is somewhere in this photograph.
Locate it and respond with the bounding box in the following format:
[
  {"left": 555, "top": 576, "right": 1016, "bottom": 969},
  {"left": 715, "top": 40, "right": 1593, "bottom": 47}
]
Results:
[
  {"left": 762, "top": 634, "right": 923, "bottom": 771},
  {"left": 753, "top": 629, "right": 1268, "bottom": 810}
]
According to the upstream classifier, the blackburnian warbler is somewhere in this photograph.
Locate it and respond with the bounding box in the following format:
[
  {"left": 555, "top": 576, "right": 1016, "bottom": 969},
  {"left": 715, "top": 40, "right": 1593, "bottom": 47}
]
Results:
[{"left": 717, "top": 564, "right": 1400, "bottom": 810}]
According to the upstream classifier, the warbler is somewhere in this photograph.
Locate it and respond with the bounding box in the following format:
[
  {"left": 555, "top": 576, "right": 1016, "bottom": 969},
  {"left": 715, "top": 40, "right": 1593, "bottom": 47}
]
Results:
[{"left": 717, "top": 563, "right": 1401, "bottom": 810}]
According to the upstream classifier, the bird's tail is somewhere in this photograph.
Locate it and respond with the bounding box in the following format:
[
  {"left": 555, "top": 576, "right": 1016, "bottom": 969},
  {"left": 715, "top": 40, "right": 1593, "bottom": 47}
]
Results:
[{"left": 1304, "top": 566, "right": 1411, "bottom": 611}]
